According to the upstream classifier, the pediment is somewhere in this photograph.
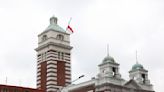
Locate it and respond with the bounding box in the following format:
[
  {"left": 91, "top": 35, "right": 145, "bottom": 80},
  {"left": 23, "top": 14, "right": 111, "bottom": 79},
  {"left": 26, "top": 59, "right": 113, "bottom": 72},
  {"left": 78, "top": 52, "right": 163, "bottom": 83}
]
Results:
[{"left": 124, "top": 79, "right": 142, "bottom": 89}]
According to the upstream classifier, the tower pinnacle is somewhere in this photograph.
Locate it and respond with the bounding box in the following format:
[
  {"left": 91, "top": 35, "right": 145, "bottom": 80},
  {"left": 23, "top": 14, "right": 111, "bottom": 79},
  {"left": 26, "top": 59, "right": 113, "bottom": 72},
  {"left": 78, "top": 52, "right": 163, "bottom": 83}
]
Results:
[
  {"left": 107, "top": 44, "right": 109, "bottom": 56},
  {"left": 136, "top": 50, "right": 138, "bottom": 64},
  {"left": 50, "top": 16, "right": 58, "bottom": 24}
]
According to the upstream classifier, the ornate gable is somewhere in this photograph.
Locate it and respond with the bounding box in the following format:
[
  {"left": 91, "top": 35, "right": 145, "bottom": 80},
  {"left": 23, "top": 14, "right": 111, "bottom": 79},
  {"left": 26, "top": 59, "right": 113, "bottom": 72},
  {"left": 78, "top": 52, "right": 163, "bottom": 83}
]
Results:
[{"left": 124, "top": 79, "right": 142, "bottom": 89}]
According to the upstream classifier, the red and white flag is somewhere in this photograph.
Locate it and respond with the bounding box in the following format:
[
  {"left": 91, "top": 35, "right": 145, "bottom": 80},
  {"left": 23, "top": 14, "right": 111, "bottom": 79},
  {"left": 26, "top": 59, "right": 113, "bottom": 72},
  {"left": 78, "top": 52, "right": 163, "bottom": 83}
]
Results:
[
  {"left": 66, "top": 17, "right": 74, "bottom": 34},
  {"left": 66, "top": 25, "right": 74, "bottom": 34}
]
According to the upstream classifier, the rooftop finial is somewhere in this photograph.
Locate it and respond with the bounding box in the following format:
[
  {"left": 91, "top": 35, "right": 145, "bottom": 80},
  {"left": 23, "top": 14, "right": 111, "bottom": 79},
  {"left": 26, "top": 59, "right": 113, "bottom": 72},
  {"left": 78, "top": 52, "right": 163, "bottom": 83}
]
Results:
[
  {"left": 136, "top": 50, "right": 138, "bottom": 64},
  {"left": 107, "top": 44, "right": 109, "bottom": 56},
  {"left": 50, "top": 15, "right": 57, "bottom": 24}
]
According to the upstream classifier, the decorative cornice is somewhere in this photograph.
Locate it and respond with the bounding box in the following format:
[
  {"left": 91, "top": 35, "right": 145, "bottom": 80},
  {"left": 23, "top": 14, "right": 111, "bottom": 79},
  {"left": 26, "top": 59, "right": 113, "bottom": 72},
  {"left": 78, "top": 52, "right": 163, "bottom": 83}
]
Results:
[
  {"left": 38, "top": 37, "right": 70, "bottom": 45},
  {"left": 129, "top": 68, "right": 148, "bottom": 73},
  {"left": 38, "top": 29, "right": 70, "bottom": 37},
  {"left": 35, "top": 42, "right": 73, "bottom": 51}
]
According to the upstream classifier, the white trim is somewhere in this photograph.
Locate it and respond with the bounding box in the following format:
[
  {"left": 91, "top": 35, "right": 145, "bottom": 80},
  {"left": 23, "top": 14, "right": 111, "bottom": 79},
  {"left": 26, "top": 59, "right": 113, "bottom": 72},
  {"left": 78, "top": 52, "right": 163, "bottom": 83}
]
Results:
[
  {"left": 37, "top": 76, "right": 41, "bottom": 80},
  {"left": 46, "top": 81, "right": 57, "bottom": 85},
  {"left": 65, "top": 63, "right": 70, "bottom": 67},
  {"left": 47, "top": 68, "right": 57, "bottom": 72},
  {"left": 46, "top": 85, "right": 60, "bottom": 89},
  {"left": 47, "top": 76, "right": 57, "bottom": 81},
  {"left": 47, "top": 88, "right": 58, "bottom": 92},
  {"left": 37, "top": 64, "right": 41, "bottom": 68},
  {"left": 65, "top": 67, "right": 71, "bottom": 71},
  {"left": 64, "top": 54, "right": 70, "bottom": 57},
  {"left": 37, "top": 72, "right": 41, "bottom": 76},
  {"left": 47, "top": 60, "right": 57, "bottom": 64},
  {"left": 47, "top": 64, "right": 57, "bottom": 68},
  {"left": 37, "top": 60, "right": 46, "bottom": 64},
  {"left": 37, "top": 68, "right": 41, "bottom": 72},
  {"left": 64, "top": 56, "right": 70, "bottom": 60},
  {"left": 65, "top": 60, "right": 71, "bottom": 63},
  {"left": 65, "top": 79, "right": 71, "bottom": 82},
  {"left": 37, "top": 80, "right": 41, "bottom": 84},
  {"left": 47, "top": 57, "right": 57, "bottom": 61},
  {"left": 37, "top": 58, "right": 42, "bottom": 61},
  {"left": 47, "top": 72, "right": 57, "bottom": 77},
  {"left": 65, "top": 71, "right": 71, "bottom": 74},
  {"left": 46, "top": 89, "right": 55, "bottom": 92},
  {"left": 65, "top": 75, "right": 71, "bottom": 78},
  {"left": 47, "top": 52, "right": 57, "bottom": 56},
  {"left": 37, "top": 84, "right": 41, "bottom": 88},
  {"left": 47, "top": 51, "right": 57, "bottom": 55}
]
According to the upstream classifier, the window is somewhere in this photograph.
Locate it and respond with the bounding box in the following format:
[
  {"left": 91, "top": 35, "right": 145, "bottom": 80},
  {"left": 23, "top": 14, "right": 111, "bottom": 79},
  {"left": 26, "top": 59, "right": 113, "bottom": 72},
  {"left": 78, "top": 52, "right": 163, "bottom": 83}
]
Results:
[
  {"left": 56, "top": 34, "right": 64, "bottom": 40},
  {"left": 58, "top": 52, "right": 64, "bottom": 60},
  {"left": 41, "top": 52, "right": 47, "bottom": 61},
  {"left": 58, "top": 52, "right": 60, "bottom": 59},
  {"left": 42, "top": 35, "right": 47, "bottom": 41},
  {"left": 142, "top": 74, "right": 146, "bottom": 83},
  {"left": 61, "top": 52, "right": 64, "bottom": 60},
  {"left": 112, "top": 67, "right": 116, "bottom": 76},
  {"left": 45, "top": 52, "right": 47, "bottom": 60}
]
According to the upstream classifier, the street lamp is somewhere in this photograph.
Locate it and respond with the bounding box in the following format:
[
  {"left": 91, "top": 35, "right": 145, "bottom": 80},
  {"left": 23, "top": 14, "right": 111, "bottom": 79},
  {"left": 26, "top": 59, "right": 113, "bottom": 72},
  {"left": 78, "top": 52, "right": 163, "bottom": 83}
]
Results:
[
  {"left": 58, "top": 75, "right": 85, "bottom": 92},
  {"left": 71, "top": 75, "right": 85, "bottom": 84}
]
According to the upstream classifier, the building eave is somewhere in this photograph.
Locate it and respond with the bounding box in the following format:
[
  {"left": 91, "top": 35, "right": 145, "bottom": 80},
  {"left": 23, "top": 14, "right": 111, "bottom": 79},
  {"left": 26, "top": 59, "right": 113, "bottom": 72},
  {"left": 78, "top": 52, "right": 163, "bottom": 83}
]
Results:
[{"left": 35, "top": 42, "right": 73, "bottom": 51}]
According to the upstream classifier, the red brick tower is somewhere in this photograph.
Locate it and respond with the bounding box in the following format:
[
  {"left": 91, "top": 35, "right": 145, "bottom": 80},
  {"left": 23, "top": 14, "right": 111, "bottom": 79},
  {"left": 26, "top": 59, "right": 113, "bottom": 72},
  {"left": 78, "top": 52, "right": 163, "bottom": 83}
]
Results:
[{"left": 35, "top": 16, "right": 72, "bottom": 92}]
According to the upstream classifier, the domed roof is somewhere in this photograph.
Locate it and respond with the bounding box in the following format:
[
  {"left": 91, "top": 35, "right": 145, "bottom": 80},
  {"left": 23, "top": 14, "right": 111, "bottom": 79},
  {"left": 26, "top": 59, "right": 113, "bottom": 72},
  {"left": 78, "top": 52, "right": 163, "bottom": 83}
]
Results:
[
  {"left": 45, "top": 16, "right": 65, "bottom": 32},
  {"left": 132, "top": 63, "right": 144, "bottom": 70},
  {"left": 103, "top": 55, "right": 115, "bottom": 63},
  {"left": 102, "top": 45, "right": 115, "bottom": 63}
]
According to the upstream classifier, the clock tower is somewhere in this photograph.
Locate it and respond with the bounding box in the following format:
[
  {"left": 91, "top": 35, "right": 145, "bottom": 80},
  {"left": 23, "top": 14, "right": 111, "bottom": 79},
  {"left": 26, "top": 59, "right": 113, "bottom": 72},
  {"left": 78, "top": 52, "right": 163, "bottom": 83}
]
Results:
[{"left": 35, "top": 16, "right": 73, "bottom": 92}]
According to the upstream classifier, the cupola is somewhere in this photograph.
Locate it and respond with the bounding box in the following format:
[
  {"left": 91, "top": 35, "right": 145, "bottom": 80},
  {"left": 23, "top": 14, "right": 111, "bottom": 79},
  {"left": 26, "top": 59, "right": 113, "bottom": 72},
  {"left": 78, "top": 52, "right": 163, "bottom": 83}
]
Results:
[
  {"left": 45, "top": 16, "right": 65, "bottom": 32},
  {"left": 132, "top": 62, "right": 144, "bottom": 70}
]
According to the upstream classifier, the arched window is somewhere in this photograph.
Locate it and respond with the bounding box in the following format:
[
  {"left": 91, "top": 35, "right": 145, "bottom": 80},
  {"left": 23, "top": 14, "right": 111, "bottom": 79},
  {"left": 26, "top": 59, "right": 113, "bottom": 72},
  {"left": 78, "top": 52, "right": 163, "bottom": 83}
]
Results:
[
  {"left": 56, "top": 34, "right": 64, "bottom": 40},
  {"left": 42, "top": 35, "right": 47, "bottom": 41},
  {"left": 112, "top": 67, "right": 116, "bottom": 77},
  {"left": 142, "top": 74, "right": 146, "bottom": 83}
]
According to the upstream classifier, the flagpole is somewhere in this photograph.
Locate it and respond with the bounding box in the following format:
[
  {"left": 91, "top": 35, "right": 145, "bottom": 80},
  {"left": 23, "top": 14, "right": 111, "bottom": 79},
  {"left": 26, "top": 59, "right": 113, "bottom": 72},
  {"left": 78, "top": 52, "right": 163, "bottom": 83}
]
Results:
[
  {"left": 66, "top": 17, "right": 74, "bottom": 34},
  {"left": 66, "top": 17, "right": 72, "bottom": 30},
  {"left": 68, "top": 17, "right": 72, "bottom": 25}
]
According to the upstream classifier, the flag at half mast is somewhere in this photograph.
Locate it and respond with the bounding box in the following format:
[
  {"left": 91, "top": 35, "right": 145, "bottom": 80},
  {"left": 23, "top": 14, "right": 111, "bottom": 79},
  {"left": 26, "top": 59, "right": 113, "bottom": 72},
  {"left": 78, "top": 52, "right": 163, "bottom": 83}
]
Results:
[{"left": 66, "top": 18, "right": 74, "bottom": 34}]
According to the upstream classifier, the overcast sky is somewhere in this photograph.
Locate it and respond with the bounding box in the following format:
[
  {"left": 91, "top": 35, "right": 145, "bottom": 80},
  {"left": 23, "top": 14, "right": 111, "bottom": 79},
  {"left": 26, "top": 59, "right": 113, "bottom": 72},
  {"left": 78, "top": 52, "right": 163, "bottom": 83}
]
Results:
[{"left": 0, "top": 0, "right": 164, "bottom": 92}]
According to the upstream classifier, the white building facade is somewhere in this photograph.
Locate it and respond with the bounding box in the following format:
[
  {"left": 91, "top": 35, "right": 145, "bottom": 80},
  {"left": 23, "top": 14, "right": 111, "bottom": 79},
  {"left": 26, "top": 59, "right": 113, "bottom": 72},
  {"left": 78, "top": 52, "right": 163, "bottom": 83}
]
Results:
[{"left": 63, "top": 53, "right": 154, "bottom": 92}]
